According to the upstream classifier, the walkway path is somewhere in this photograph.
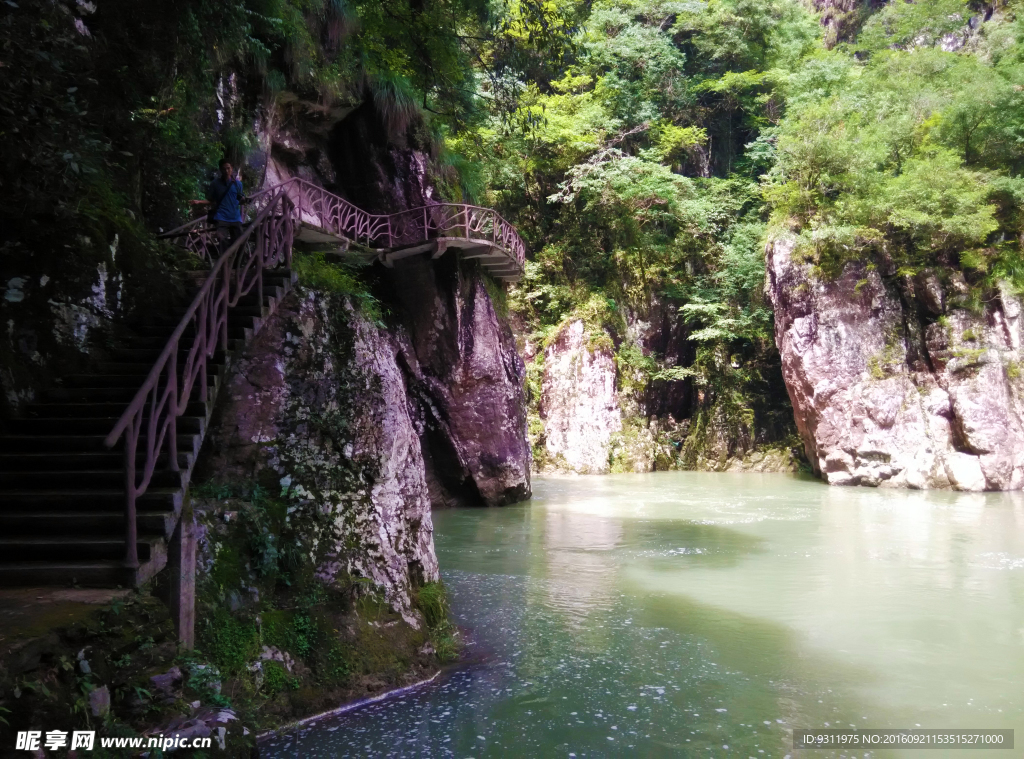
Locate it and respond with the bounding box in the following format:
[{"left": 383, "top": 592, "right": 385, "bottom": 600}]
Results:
[{"left": 0, "top": 181, "right": 525, "bottom": 598}]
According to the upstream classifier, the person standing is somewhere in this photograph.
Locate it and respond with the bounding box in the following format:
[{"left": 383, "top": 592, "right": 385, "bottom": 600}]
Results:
[{"left": 197, "top": 158, "right": 247, "bottom": 252}]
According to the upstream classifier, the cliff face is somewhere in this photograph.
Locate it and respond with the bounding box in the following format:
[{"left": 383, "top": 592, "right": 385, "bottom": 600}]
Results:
[
  {"left": 260, "top": 103, "right": 532, "bottom": 507},
  {"left": 200, "top": 290, "right": 438, "bottom": 621},
  {"left": 767, "top": 236, "right": 1024, "bottom": 491},
  {"left": 530, "top": 311, "right": 800, "bottom": 476},
  {"left": 392, "top": 254, "right": 531, "bottom": 507},
  {"left": 539, "top": 320, "right": 622, "bottom": 474}
]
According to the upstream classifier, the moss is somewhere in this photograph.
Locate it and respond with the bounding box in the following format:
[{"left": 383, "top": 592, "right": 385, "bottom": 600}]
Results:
[
  {"left": 188, "top": 466, "right": 458, "bottom": 733},
  {"left": 681, "top": 391, "right": 755, "bottom": 469},
  {"left": 414, "top": 582, "right": 461, "bottom": 663},
  {"left": 951, "top": 347, "right": 987, "bottom": 366},
  {"left": 482, "top": 274, "right": 510, "bottom": 320},
  {"left": 262, "top": 661, "right": 300, "bottom": 696},
  {"left": 0, "top": 593, "right": 255, "bottom": 757},
  {"left": 293, "top": 252, "right": 383, "bottom": 323},
  {"left": 201, "top": 609, "right": 260, "bottom": 676}
]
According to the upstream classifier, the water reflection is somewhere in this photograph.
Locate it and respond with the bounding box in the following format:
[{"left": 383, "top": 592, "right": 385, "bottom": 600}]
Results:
[
  {"left": 540, "top": 508, "right": 622, "bottom": 624},
  {"left": 262, "top": 473, "right": 1024, "bottom": 758}
]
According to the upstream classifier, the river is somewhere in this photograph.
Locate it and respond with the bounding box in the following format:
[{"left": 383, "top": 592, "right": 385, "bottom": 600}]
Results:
[{"left": 260, "top": 472, "right": 1024, "bottom": 757}]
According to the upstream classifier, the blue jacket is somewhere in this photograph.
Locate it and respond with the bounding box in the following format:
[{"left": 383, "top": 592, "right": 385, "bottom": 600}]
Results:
[{"left": 207, "top": 176, "right": 244, "bottom": 223}]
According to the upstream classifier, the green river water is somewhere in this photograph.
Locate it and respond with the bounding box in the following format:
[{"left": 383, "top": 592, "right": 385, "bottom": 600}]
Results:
[{"left": 261, "top": 472, "right": 1024, "bottom": 757}]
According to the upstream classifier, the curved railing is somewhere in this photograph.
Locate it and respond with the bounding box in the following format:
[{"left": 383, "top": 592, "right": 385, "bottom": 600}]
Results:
[
  {"left": 106, "top": 178, "right": 524, "bottom": 570},
  {"left": 163, "top": 178, "right": 526, "bottom": 272},
  {"left": 104, "top": 185, "right": 296, "bottom": 568}
]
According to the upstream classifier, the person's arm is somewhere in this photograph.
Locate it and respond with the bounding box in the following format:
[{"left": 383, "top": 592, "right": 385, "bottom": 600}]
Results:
[{"left": 193, "top": 180, "right": 217, "bottom": 208}]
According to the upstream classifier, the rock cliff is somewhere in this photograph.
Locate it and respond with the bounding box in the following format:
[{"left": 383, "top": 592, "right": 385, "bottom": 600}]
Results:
[
  {"left": 258, "top": 101, "right": 531, "bottom": 508},
  {"left": 539, "top": 320, "right": 622, "bottom": 474},
  {"left": 391, "top": 254, "right": 531, "bottom": 506},
  {"left": 531, "top": 312, "right": 800, "bottom": 476},
  {"left": 767, "top": 235, "right": 1024, "bottom": 491},
  {"left": 200, "top": 289, "right": 438, "bottom": 620}
]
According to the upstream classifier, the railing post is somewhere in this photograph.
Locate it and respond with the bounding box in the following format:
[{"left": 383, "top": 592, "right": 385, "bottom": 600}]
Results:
[
  {"left": 198, "top": 300, "right": 208, "bottom": 403},
  {"left": 220, "top": 255, "right": 230, "bottom": 352},
  {"left": 167, "top": 351, "right": 179, "bottom": 473},
  {"left": 124, "top": 420, "right": 139, "bottom": 570},
  {"left": 259, "top": 220, "right": 266, "bottom": 303},
  {"left": 286, "top": 202, "right": 294, "bottom": 269}
]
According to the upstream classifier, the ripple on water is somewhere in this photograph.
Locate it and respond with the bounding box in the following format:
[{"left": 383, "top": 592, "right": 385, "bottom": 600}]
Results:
[
  {"left": 261, "top": 472, "right": 1024, "bottom": 757},
  {"left": 261, "top": 570, "right": 793, "bottom": 758}
]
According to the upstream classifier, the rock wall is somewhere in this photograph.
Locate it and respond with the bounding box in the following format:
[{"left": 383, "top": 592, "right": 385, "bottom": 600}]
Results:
[
  {"left": 200, "top": 289, "right": 438, "bottom": 619},
  {"left": 390, "top": 254, "right": 531, "bottom": 507},
  {"left": 767, "top": 235, "right": 1024, "bottom": 491},
  {"left": 257, "top": 101, "right": 531, "bottom": 508},
  {"left": 531, "top": 312, "right": 800, "bottom": 476},
  {"left": 539, "top": 320, "right": 622, "bottom": 474}
]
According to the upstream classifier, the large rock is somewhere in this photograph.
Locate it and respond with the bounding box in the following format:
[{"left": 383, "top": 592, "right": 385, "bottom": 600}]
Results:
[
  {"left": 390, "top": 254, "right": 531, "bottom": 507},
  {"left": 201, "top": 289, "right": 438, "bottom": 618},
  {"left": 255, "top": 104, "right": 531, "bottom": 509},
  {"left": 766, "top": 235, "right": 1024, "bottom": 491},
  {"left": 539, "top": 320, "right": 622, "bottom": 474}
]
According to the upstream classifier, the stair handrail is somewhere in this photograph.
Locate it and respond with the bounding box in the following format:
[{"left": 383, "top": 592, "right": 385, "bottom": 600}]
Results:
[
  {"left": 105, "top": 184, "right": 296, "bottom": 568},
  {"left": 224, "top": 177, "right": 526, "bottom": 271},
  {"left": 115, "top": 179, "right": 524, "bottom": 570}
]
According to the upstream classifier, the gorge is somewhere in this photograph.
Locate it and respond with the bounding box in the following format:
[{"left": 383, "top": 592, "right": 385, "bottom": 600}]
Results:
[{"left": 2, "top": 0, "right": 1024, "bottom": 754}]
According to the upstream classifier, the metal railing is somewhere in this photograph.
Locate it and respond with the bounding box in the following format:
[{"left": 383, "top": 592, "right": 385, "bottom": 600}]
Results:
[
  {"left": 158, "top": 178, "right": 526, "bottom": 271},
  {"left": 104, "top": 185, "right": 296, "bottom": 568},
  {"left": 106, "top": 178, "right": 524, "bottom": 569}
]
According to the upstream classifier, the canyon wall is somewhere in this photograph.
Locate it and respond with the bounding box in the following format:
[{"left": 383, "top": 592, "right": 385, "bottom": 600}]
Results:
[
  {"left": 259, "top": 102, "right": 531, "bottom": 508},
  {"left": 200, "top": 290, "right": 438, "bottom": 621},
  {"left": 531, "top": 314, "right": 799, "bottom": 476},
  {"left": 767, "top": 235, "right": 1024, "bottom": 491}
]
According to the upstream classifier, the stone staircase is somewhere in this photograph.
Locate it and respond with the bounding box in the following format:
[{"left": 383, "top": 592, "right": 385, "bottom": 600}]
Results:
[
  {"left": 0, "top": 180, "right": 528, "bottom": 597},
  {"left": 0, "top": 269, "right": 296, "bottom": 588}
]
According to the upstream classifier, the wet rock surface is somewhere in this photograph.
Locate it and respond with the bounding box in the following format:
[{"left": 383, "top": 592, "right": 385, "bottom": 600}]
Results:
[{"left": 766, "top": 235, "right": 1024, "bottom": 491}]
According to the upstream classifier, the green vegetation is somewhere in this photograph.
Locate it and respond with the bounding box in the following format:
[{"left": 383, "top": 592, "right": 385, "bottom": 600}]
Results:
[
  {"left": 766, "top": 2, "right": 1024, "bottom": 288},
  {"left": 415, "top": 582, "right": 461, "bottom": 662},
  {"left": 462, "top": 0, "right": 823, "bottom": 458},
  {"left": 452, "top": 0, "right": 1024, "bottom": 463},
  {"left": 293, "top": 252, "right": 384, "bottom": 322},
  {"left": 190, "top": 477, "right": 460, "bottom": 730}
]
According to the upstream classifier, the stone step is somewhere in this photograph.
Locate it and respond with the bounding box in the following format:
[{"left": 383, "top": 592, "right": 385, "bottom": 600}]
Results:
[
  {"left": 1, "top": 488, "right": 182, "bottom": 512},
  {"left": 0, "top": 510, "right": 174, "bottom": 538},
  {"left": 0, "top": 537, "right": 159, "bottom": 563},
  {"left": 108, "top": 346, "right": 228, "bottom": 364},
  {"left": 0, "top": 433, "right": 200, "bottom": 454},
  {"left": 0, "top": 267, "right": 294, "bottom": 590},
  {"left": 0, "top": 468, "right": 185, "bottom": 490},
  {"left": 63, "top": 373, "right": 151, "bottom": 388},
  {"left": 0, "top": 561, "right": 139, "bottom": 588},
  {"left": 122, "top": 334, "right": 244, "bottom": 353},
  {"left": 26, "top": 400, "right": 210, "bottom": 419},
  {"left": 5, "top": 416, "right": 204, "bottom": 435},
  {"left": 46, "top": 387, "right": 145, "bottom": 403},
  {"left": 0, "top": 451, "right": 191, "bottom": 471}
]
